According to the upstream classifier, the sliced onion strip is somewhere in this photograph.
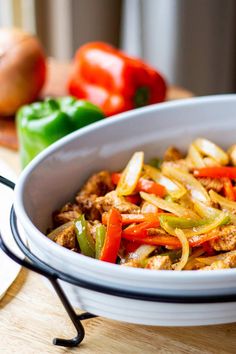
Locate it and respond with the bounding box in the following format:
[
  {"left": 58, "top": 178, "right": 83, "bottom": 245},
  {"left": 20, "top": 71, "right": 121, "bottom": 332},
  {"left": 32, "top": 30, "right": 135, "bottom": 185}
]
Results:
[
  {"left": 193, "top": 138, "right": 229, "bottom": 165},
  {"left": 173, "top": 229, "right": 190, "bottom": 270},
  {"left": 117, "top": 151, "right": 144, "bottom": 196},
  {"left": 143, "top": 164, "right": 186, "bottom": 199},
  {"left": 140, "top": 191, "right": 199, "bottom": 219},
  {"left": 162, "top": 164, "right": 211, "bottom": 204}
]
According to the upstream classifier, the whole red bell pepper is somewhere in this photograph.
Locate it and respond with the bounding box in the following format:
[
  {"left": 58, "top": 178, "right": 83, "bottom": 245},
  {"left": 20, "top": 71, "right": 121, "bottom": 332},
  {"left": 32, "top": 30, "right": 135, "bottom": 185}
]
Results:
[{"left": 68, "top": 42, "right": 167, "bottom": 116}]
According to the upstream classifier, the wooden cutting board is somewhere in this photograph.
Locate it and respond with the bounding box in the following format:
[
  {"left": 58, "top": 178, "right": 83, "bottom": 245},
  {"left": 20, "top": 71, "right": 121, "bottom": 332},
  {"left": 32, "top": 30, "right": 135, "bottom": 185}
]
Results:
[
  {"left": 0, "top": 58, "right": 194, "bottom": 151},
  {"left": 3, "top": 61, "right": 236, "bottom": 354}
]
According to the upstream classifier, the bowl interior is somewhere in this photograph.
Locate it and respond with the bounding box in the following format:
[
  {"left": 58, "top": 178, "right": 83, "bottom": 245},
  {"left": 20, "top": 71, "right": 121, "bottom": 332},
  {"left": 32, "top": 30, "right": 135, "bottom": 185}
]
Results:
[{"left": 19, "top": 95, "right": 236, "bottom": 233}]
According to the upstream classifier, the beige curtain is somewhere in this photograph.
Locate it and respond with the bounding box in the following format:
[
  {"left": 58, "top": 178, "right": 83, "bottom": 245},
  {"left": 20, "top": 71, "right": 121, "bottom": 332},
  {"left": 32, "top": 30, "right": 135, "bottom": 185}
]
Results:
[
  {"left": 0, "top": 0, "right": 121, "bottom": 60},
  {"left": 122, "top": 0, "right": 236, "bottom": 95},
  {"left": 35, "top": 0, "right": 121, "bottom": 60},
  {"left": 0, "top": 0, "right": 36, "bottom": 32}
]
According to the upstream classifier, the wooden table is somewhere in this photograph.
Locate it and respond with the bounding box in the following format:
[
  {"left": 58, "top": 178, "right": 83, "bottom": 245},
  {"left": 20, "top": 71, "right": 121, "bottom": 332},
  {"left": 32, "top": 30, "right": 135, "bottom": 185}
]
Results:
[{"left": 1, "top": 61, "right": 236, "bottom": 354}]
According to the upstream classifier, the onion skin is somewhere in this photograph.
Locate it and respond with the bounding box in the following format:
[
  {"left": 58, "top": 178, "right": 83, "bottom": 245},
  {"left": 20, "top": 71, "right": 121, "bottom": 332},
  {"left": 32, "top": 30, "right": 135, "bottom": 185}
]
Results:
[{"left": 0, "top": 28, "right": 46, "bottom": 116}]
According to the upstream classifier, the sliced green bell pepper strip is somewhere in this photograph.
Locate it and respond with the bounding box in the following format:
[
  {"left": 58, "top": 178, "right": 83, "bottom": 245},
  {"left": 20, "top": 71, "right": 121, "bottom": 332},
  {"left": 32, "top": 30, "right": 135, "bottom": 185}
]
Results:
[
  {"left": 74, "top": 215, "right": 95, "bottom": 258},
  {"left": 159, "top": 214, "right": 209, "bottom": 229},
  {"left": 159, "top": 213, "right": 230, "bottom": 230},
  {"left": 95, "top": 224, "right": 106, "bottom": 259},
  {"left": 160, "top": 212, "right": 230, "bottom": 238},
  {"left": 17, "top": 96, "right": 104, "bottom": 167},
  {"left": 148, "top": 157, "right": 162, "bottom": 169}
]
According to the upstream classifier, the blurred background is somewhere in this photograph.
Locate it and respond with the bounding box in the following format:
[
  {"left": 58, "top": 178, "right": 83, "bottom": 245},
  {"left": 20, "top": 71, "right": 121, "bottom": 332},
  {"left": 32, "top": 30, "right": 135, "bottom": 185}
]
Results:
[{"left": 0, "top": 0, "right": 236, "bottom": 95}]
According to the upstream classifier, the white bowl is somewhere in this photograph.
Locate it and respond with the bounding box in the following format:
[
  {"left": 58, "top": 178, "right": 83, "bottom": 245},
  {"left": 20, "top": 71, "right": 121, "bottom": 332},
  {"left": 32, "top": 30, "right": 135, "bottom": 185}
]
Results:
[{"left": 14, "top": 95, "right": 236, "bottom": 326}]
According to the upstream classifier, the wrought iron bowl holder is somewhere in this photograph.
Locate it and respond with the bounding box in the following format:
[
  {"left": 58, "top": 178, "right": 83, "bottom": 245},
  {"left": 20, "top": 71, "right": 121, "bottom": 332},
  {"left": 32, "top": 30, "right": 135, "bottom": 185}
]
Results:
[{"left": 1, "top": 175, "right": 236, "bottom": 348}]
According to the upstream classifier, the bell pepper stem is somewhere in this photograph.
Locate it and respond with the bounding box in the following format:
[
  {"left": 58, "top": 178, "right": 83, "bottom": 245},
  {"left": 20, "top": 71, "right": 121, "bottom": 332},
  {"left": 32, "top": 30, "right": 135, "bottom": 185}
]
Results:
[{"left": 134, "top": 86, "right": 150, "bottom": 107}]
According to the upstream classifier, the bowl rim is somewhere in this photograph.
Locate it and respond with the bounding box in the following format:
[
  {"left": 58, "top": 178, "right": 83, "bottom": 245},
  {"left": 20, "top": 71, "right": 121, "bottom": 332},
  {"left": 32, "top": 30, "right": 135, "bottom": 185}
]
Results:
[{"left": 14, "top": 94, "right": 236, "bottom": 282}]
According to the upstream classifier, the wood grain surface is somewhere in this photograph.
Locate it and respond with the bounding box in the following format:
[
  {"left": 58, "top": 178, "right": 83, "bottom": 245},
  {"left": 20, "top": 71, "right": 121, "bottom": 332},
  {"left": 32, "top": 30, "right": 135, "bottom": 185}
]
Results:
[
  {"left": 1, "top": 267, "right": 236, "bottom": 354},
  {"left": 1, "top": 62, "right": 236, "bottom": 354}
]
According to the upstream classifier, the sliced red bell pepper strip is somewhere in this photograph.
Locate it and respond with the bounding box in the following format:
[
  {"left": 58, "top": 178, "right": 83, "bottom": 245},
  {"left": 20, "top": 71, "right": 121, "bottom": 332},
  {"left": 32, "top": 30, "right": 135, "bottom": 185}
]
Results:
[
  {"left": 111, "top": 172, "right": 166, "bottom": 197},
  {"left": 122, "top": 231, "right": 219, "bottom": 248},
  {"left": 122, "top": 233, "right": 181, "bottom": 248},
  {"left": 102, "top": 213, "right": 159, "bottom": 225},
  {"left": 223, "top": 178, "right": 235, "bottom": 201},
  {"left": 125, "top": 194, "right": 141, "bottom": 205},
  {"left": 136, "top": 178, "right": 166, "bottom": 197},
  {"left": 193, "top": 167, "right": 236, "bottom": 179},
  {"left": 111, "top": 172, "right": 121, "bottom": 185},
  {"left": 99, "top": 208, "right": 122, "bottom": 263},
  {"left": 122, "top": 239, "right": 142, "bottom": 254},
  {"left": 122, "top": 220, "right": 160, "bottom": 238},
  {"left": 188, "top": 233, "right": 219, "bottom": 247},
  {"left": 202, "top": 241, "right": 216, "bottom": 256}
]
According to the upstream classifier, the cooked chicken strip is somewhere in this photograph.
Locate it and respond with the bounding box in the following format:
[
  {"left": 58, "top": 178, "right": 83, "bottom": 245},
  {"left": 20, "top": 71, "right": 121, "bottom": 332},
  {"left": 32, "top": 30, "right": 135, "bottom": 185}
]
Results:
[
  {"left": 164, "top": 146, "right": 183, "bottom": 161},
  {"left": 199, "top": 252, "right": 236, "bottom": 270},
  {"left": 197, "top": 177, "right": 224, "bottom": 193},
  {"left": 55, "top": 224, "right": 76, "bottom": 249},
  {"left": 145, "top": 255, "right": 172, "bottom": 270},
  {"left": 209, "top": 225, "right": 236, "bottom": 251},
  {"left": 95, "top": 191, "right": 140, "bottom": 214}
]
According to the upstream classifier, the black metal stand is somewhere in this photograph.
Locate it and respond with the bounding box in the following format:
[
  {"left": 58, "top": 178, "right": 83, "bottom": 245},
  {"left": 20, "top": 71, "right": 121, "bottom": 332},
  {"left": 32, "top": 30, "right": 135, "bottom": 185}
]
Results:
[
  {"left": 1, "top": 175, "right": 236, "bottom": 348},
  {"left": 0, "top": 175, "right": 97, "bottom": 348}
]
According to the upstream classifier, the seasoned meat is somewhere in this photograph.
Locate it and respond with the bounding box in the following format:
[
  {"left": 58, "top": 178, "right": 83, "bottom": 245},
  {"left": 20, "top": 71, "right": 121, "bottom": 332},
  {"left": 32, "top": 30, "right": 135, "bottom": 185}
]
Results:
[
  {"left": 54, "top": 210, "right": 80, "bottom": 225},
  {"left": 75, "top": 171, "right": 115, "bottom": 220},
  {"left": 95, "top": 191, "right": 140, "bottom": 214},
  {"left": 197, "top": 177, "right": 224, "bottom": 192},
  {"left": 162, "top": 159, "right": 190, "bottom": 173},
  {"left": 55, "top": 224, "right": 76, "bottom": 249},
  {"left": 209, "top": 225, "right": 236, "bottom": 251},
  {"left": 199, "top": 252, "right": 236, "bottom": 270},
  {"left": 61, "top": 203, "right": 80, "bottom": 213},
  {"left": 76, "top": 194, "right": 101, "bottom": 220},
  {"left": 164, "top": 146, "right": 183, "bottom": 162},
  {"left": 121, "top": 259, "right": 140, "bottom": 268},
  {"left": 145, "top": 255, "right": 172, "bottom": 270},
  {"left": 199, "top": 260, "right": 230, "bottom": 270},
  {"left": 78, "top": 170, "right": 114, "bottom": 197},
  {"left": 53, "top": 203, "right": 81, "bottom": 226}
]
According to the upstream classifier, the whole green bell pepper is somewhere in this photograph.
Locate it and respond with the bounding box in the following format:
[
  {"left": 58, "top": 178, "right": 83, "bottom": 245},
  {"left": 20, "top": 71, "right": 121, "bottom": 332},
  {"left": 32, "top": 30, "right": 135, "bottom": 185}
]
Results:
[{"left": 17, "top": 96, "right": 105, "bottom": 167}]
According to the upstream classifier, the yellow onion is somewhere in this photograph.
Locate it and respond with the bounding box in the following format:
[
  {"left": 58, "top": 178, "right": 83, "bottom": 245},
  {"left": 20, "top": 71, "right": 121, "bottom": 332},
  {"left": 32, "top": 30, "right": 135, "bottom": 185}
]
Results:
[{"left": 0, "top": 28, "right": 46, "bottom": 116}]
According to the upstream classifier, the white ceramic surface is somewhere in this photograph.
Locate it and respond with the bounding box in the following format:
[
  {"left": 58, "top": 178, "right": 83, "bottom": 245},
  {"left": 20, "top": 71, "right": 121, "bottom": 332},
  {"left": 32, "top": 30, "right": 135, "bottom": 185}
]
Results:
[
  {"left": 13, "top": 95, "right": 236, "bottom": 325},
  {"left": 0, "top": 160, "right": 23, "bottom": 300}
]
